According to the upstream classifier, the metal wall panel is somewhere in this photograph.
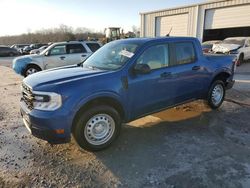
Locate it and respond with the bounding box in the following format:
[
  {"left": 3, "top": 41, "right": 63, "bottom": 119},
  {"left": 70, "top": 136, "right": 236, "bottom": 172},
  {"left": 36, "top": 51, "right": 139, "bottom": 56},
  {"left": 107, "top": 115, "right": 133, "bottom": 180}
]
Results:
[
  {"left": 141, "top": 0, "right": 250, "bottom": 40},
  {"left": 155, "top": 14, "right": 188, "bottom": 36},
  {"left": 204, "top": 4, "right": 250, "bottom": 29}
]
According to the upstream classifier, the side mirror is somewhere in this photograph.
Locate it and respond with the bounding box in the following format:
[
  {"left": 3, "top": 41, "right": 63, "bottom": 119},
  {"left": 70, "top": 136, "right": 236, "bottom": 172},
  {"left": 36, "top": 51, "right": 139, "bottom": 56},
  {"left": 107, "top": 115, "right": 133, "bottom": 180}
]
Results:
[
  {"left": 44, "top": 51, "right": 49, "bottom": 56},
  {"left": 134, "top": 64, "right": 151, "bottom": 74}
]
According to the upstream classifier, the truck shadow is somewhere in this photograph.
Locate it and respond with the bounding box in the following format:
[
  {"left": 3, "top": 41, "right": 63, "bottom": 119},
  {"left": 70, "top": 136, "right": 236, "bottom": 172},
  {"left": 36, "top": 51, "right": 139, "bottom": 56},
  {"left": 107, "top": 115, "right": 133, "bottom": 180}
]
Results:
[
  {"left": 91, "top": 102, "right": 250, "bottom": 187},
  {"left": 30, "top": 101, "right": 250, "bottom": 187}
]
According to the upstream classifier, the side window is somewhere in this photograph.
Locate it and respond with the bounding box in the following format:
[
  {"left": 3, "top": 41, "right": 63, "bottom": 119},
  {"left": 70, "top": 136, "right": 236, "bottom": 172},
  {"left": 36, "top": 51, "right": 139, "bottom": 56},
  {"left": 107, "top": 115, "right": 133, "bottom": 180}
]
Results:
[
  {"left": 67, "top": 44, "right": 86, "bottom": 54},
  {"left": 136, "top": 44, "right": 169, "bottom": 70},
  {"left": 50, "top": 45, "right": 66, "bottom": 55},
  {"left": 86, "top": 43, "right": 101, "bottom": 52},
  {"left": 175, "top": 42, "right": 196, "bottom": 65}
]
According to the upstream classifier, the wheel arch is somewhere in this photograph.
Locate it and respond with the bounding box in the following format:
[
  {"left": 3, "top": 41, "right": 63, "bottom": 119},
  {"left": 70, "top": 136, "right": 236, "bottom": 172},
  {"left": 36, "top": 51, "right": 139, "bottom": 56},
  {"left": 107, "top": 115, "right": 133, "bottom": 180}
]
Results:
[
  {"left": 71, "top": 96, "right": 126, "bottom": 132},
  {"left": 22, "top": 63, "right": 42, "bottom": 76},
  {"left": 211, "top": 71, "right": 231, "bottom": 87}
]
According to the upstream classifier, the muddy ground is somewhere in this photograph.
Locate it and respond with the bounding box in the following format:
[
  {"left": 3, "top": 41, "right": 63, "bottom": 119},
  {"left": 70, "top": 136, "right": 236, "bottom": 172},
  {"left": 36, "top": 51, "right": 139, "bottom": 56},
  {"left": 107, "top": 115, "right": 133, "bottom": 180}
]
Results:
[{"left": 0, "top": 61, "right": 250, "bottom": 188}]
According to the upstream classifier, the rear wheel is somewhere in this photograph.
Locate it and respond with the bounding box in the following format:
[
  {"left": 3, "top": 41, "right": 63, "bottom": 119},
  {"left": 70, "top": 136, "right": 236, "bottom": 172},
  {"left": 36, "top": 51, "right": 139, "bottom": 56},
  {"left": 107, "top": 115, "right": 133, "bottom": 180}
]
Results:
[
  {"left": 72, "top": 105, "right": 121, "bottom": 151},
  {"left": 207, "top": 80, "right": 225, "bottom": 109},
  {"left": 24, "top": 65, "right": 41, "bottom": 77}
]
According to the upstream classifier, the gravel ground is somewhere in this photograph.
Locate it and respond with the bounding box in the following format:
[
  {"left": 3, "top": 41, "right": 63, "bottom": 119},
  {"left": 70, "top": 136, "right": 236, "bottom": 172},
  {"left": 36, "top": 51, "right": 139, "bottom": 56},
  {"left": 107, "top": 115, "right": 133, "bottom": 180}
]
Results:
[{"left": 0, "top": 63, "right": 250, "bottom": 187}]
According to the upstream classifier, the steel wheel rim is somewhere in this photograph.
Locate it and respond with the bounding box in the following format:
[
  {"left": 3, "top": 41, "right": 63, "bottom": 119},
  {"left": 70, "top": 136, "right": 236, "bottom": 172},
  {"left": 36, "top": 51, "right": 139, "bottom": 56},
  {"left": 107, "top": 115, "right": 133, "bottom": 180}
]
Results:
[
  {"left": 212, "top": 84, "right": 224, "bottom": 106},
  {"left": 26, "top": 68, "right": 37, "bottom": 75},
  {"left": 84, "top": 114, "right": 115, "bottom": 145}
]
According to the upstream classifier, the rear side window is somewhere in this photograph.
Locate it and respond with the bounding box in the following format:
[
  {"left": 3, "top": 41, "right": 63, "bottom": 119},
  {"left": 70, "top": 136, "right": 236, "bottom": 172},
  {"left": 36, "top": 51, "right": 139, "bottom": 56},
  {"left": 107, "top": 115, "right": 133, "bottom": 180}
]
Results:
[
  {"left": 86, "top": 43, "right": 101, "bottom": 52},
  {"left": 175, "top": 42, "right": 196, "bottom": 65},
  {"left": 67, "top": 44, "right": 86, "bottom": 54}
]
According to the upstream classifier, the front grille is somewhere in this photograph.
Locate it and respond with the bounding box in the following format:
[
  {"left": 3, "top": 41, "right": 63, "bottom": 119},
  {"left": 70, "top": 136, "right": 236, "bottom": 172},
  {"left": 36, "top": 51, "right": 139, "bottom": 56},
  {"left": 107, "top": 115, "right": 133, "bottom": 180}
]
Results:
[{"left": 21, "top": 82, "right": 34, "bottom": 110}]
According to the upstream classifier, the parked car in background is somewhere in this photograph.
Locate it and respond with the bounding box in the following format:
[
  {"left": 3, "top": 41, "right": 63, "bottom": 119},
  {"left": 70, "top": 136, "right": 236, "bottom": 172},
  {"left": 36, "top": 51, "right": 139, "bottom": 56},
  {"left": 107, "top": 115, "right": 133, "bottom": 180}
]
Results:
[
  {"left": 201, "top": 40, "right": 221, "bottom": 53},
  {"left": 30, "top": 43, "right": 48, "bottom": 50},
  {"left": 10, "top": 44, "right": 29, "bottom": 50},
  {"left": 13, "top": 41, "right": 102, "bottom": 76},
  {"left": 212, "top": 37, "right": 250, "bottom": 66},
  {"left": 0, "top": 46, "right": 20, "bottom": 57},
  {"left": 10, "top": 44, "right": 29, "bottom": 54},
  {"left": 20, "top": 37, "right": 236, "bottom": 151},
  {"left": 30, "top": 45, "right": 48, "bottom": 54},
  {"left": 22, "top": 46, "right": 32, "bottom": 55},
  {"left": 21, "top": 43, "right": 48, "bottom": 55}
]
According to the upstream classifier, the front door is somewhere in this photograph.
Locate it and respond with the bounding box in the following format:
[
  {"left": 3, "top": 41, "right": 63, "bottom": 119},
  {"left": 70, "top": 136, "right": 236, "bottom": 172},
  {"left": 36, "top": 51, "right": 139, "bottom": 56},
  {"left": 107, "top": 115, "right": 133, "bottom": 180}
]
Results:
[
  {"left": 44, "top": 44, "right": 68, "bottom": 69},
  {"left": 128, "top": 43, "right": 176, "bottom": 119}
]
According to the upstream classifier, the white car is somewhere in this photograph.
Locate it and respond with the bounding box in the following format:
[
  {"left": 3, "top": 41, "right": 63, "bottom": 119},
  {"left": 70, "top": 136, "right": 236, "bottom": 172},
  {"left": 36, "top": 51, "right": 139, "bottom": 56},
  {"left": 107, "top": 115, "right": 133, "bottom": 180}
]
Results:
[
  {"left": 30, "top": 45, "right": 48, "bottom": 54},
  {"left": 212, "top": 37, "right": 250, "bottom": 66},
  {"left": 13, "top": 41, "right": 102, "bottom": 77}
]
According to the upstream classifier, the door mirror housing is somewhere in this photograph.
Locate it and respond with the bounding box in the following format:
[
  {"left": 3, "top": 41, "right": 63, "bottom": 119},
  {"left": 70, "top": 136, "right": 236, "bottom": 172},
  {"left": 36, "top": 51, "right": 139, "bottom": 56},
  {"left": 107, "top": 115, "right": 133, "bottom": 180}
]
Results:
[{"left": 134, "top": 64, "right": 151, "bottom": 74}]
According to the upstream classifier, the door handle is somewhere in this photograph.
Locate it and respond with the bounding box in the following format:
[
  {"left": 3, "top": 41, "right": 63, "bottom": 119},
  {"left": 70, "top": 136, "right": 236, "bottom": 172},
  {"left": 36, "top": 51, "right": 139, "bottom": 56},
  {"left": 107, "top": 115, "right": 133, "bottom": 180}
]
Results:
[
  {"left": 160, "top": 72, "right": 172, "bottom": 78},
  {"left": 192, "top": 66, "right": 201, "bottom": 70},
  {"left": 81, "top": 54, "right": 87, "bottom": 57},
  {"left": 60, "top": 56, "right": 65, "bottom": 60}
]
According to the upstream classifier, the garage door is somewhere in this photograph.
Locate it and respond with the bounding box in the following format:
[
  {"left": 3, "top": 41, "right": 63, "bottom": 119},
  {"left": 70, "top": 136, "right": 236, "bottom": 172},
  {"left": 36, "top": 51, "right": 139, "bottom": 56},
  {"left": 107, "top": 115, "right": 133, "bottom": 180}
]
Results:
[
  {"left": 205, "top": 4, "right": 250, "bottom": 30},
  {"left": 155, "top": 14, "right": 188, "bottom": 37}
]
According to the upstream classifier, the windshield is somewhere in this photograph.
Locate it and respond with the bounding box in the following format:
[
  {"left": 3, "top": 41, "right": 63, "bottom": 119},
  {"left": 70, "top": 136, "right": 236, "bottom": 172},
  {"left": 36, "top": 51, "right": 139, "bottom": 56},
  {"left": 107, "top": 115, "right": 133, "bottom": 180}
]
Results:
[
  {"left": 223, "top": 38, "right": 245, "bottom": 46},
  {"left": 83, "top": 41, "right": 140, "bottom": 70}
]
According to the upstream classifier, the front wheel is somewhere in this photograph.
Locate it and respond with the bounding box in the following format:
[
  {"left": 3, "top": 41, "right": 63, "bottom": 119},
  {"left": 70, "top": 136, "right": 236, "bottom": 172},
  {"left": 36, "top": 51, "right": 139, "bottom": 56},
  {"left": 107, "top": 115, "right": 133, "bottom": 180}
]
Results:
[
  {"left": 72, "top": 105, "right": 121, "bottom": 151},
  {"left": 207, "top": 80, "right": 225, "bottom": 109},
  {"left": 24, "top": 65, "right": 41, "bottom": 77}
]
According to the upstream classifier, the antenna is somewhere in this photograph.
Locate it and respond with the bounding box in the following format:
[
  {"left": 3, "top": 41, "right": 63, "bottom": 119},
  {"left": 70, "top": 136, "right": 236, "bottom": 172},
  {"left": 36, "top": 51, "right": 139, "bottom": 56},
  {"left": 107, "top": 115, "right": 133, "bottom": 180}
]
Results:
[{"left": 166, "top": 27, "right": 172, "bottom": 37}]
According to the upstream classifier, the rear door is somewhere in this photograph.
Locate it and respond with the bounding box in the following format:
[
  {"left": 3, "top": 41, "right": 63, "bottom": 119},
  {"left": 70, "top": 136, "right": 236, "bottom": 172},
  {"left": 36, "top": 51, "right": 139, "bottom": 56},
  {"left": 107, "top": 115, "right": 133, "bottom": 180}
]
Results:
[
  {"left": 66, "top": 43, "right": 89, "bottom": 65},
  {"left": 169, "top": 41, "right": 208, "bottom": 103}
]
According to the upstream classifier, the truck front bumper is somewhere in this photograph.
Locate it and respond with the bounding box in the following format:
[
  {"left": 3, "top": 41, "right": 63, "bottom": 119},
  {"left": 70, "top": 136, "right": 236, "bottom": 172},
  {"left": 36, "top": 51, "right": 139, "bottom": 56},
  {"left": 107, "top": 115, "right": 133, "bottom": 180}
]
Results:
[{"left": 20, "top": 100, "right": 71, "bottom": 144}]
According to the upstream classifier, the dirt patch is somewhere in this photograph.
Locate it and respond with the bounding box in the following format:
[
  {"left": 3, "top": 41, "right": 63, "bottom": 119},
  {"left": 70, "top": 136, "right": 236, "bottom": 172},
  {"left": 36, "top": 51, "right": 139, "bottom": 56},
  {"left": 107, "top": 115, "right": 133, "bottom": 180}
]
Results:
[{"left": 0, "top": 65, "right": 250, "bottom": 187}]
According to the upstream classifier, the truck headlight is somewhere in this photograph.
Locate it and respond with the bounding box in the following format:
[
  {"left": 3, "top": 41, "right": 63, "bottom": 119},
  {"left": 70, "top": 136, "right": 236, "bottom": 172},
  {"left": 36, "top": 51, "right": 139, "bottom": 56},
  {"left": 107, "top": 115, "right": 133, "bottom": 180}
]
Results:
[{"left": 33, "top": 91, "right": 62, "bottom": 111}]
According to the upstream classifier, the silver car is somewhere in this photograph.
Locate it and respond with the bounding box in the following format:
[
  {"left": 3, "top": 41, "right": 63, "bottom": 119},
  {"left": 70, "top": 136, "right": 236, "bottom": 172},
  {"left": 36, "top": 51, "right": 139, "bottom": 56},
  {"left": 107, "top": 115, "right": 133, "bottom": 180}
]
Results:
[{"left": 13, "top": 41, "right": 102, "bottom": 77}]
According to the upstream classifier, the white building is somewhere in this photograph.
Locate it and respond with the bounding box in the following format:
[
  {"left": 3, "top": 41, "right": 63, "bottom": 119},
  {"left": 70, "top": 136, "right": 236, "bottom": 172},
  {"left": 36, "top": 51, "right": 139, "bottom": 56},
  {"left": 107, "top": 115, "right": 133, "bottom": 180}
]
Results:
[{"left": 140, "top": 0, "right": 250, "bottom": 42}]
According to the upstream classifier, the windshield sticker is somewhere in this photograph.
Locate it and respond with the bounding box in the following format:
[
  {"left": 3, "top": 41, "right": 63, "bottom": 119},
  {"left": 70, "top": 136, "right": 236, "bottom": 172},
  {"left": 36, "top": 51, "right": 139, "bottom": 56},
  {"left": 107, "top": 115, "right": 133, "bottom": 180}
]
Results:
[{"left": 119, "top": 50, "right": 134, "bottom": 58}]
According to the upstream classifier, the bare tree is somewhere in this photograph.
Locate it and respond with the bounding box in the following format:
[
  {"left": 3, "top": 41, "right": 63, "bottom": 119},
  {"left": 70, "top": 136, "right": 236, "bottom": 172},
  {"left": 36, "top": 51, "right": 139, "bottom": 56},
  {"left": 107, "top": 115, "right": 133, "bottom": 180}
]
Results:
[{"left": 0, "top": 25, "right": 105, "bottom": 45}]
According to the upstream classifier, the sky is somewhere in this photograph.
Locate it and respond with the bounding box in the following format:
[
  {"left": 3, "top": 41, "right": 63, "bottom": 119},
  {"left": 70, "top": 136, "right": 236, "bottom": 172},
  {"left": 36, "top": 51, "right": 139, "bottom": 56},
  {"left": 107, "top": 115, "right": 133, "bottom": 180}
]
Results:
[{"left": 0, "top": 0, "right": 206, "bottom": 36}]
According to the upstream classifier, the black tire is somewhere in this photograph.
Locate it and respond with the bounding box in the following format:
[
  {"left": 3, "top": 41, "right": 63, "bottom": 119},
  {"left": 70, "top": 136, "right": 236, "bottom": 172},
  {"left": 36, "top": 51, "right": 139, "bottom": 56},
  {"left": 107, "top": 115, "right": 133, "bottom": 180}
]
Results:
[
  {"left": 9, "top": 52, "right": 15, "bottom": 57},
  {"left": 207, "top": 80, "right": 225, "bottom": 109},
  {"left": 237, "top": 54, "right": 244, "bottom": 66},
  {"left": 24, "top": 65, "right": 41, "bottom": 77},
  {"left": 72, "top": 105, "right": 121, "bottom": 151}
]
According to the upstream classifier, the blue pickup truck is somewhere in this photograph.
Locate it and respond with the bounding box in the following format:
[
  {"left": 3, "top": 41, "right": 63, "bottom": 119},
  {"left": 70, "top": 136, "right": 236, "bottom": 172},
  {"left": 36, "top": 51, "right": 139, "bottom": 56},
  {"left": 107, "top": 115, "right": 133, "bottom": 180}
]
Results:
[{"left": 20, "top": 37, "right": 235, "bottom": 151}]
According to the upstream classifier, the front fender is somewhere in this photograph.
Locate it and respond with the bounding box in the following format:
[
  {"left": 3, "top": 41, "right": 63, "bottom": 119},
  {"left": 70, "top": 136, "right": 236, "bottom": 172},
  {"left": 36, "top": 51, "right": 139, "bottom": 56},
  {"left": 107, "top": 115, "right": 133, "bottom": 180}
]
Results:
[
  {"left": 70, "top": 91, "right": 126, "bottom": 122},
  {"left": 12, "top": 57, "right": 33, "bottom": 75}
]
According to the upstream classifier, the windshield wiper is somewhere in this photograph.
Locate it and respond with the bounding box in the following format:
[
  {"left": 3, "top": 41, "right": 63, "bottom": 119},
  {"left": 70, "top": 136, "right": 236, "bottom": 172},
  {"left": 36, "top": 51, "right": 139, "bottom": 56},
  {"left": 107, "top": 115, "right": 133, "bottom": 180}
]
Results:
[{"left": 83, "top": 65, "right": 100, "bottom": 70}]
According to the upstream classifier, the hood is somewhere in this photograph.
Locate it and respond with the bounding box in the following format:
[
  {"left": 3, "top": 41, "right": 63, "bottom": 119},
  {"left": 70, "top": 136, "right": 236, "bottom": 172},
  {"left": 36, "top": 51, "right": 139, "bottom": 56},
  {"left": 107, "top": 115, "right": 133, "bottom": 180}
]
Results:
[
  {"left": 212, "top": 43, "right": 241, "bottom": 53},
  {"left": 13, "top": 54, "right": 43, "bottom": 64},
  {"left": 23, "top": 65, "right": 108, "bottom": 89}
]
